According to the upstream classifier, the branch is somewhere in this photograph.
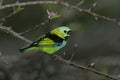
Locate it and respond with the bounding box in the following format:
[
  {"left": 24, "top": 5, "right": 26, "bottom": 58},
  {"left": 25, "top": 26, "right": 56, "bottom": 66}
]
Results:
[
  {"left": 0, "top": 1, "right": 57, "bottom": 10},
  {"left": 0, "top": 26, "right": 32, "bottom": 43},
  {"left": 0, "top": 25, "right": 119, "bottom": 80},
  {"left": 52, "top": 55, "right": 119, "bottom": 80},
  {"left": 0, "top": 1, "right": 119, "bottom": 25},
  {"left": 60, "top": 2, "right": 120, "bottom": 25}
]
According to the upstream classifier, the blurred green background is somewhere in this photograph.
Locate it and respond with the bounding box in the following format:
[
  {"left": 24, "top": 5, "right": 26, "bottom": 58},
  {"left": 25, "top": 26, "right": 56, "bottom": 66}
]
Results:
[{"left": 0, "top": 0, "right": 120, "bottom": 80}]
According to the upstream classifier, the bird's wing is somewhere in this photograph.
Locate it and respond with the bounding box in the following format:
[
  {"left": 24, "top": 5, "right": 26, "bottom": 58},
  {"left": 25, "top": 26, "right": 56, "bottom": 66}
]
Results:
[
  {"left": 39, "top": 37, "right": 56, "bottom": 46},
  {"left": 29, "top": 34, "right": 56, "bottom": 47}
]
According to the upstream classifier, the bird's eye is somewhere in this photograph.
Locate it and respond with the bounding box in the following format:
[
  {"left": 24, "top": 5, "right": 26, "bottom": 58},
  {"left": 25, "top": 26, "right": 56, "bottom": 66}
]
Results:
[{"left": 64, "top": 30, "right": 67, "bottom": 33}]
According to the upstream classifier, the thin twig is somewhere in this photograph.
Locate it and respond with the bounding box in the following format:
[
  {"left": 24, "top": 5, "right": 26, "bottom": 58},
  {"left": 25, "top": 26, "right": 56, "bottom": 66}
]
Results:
[
  {"left": 20, "top": 19, "right": 50, "bottom": 35},
  {"left": 69, "top": 43, "right": 77, "bottom": 61},
  {"left": 88, "top": 2, "right": 97, "bottom": 11},
  {"left": 0, "top": 13, "right": 14, "bottom": 22}
]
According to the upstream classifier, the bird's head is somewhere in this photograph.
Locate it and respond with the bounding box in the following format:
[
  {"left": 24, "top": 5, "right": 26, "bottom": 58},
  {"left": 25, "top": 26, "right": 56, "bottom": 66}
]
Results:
[{"left": 51, "top": 26, "right": 71, "bottom": 40}]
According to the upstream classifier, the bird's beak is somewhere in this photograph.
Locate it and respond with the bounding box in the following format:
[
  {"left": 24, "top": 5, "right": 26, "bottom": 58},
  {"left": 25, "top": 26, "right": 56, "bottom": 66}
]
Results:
[{"left": 67, "top": 31, "right": 72, "bottom": 36}]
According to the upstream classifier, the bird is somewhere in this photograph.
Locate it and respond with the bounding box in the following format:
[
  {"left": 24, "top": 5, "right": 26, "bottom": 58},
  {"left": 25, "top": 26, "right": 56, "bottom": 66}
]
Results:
[{"left": 19, "top": 26, "right": 71, "bottom": 54}]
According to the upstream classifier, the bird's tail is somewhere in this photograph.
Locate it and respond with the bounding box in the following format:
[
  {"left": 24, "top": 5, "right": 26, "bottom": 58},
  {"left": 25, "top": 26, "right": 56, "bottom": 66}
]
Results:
[{"left": 19, "top": 46, "right": 32, "bottom": 53}]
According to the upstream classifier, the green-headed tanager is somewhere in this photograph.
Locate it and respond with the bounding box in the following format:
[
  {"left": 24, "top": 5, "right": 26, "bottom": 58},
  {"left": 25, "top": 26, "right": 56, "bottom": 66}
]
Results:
[{"left": 19, "top": 26, "right": 71, "bottom": 54}]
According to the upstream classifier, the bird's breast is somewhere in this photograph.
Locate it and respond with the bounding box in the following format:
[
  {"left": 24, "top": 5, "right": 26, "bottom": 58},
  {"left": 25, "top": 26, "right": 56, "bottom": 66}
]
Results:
[{"left": 56, "top": 41, "right": 67, "bottom": 48}]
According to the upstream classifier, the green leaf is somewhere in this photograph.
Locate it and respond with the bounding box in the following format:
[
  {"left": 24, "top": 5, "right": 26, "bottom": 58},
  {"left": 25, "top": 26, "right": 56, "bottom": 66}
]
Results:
[
  {"left": 13, "top": 6, "right": 24, "bottom": 14},
  {"left": 77, "top": 0, "right": 85, "bottom": 6}
]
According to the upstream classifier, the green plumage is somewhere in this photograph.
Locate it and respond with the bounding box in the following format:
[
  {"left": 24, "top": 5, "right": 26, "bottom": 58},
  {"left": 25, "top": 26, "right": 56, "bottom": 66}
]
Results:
[{"left": 19, "top": 26, "right": 71, "bottom": 54}]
